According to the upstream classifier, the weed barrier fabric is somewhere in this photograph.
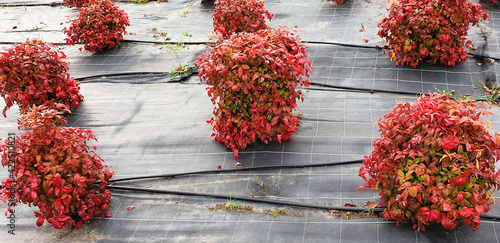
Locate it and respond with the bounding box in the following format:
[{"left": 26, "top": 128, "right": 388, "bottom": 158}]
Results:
[
  {"left": 2, "top": 78, "right": 500, "bottom": 241},
  {"left": 1, "top": 0, "right": 500, "bottom": 242}
]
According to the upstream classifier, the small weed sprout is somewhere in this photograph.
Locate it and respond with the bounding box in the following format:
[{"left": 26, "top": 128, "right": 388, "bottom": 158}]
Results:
[
  {"left": 162, "top": 42, "right": 184, "bottom": 52},
  {"left": 480, "top": 81, "right": 500, "bottom": 103},
  {"left": 254, "top": 175, "right": 264, "bottom": 187},
  {"left": 434, "top": 88, "right": 455, "bottom": 97},
  {"left": 180, "top": 9, "right": 189, "bottom": 17},
  {"left": 223, "top": 197, "right": 239, "bottom": 210},
  {"left": 170, "top": 64, "right": 188, "bottom": 77}
]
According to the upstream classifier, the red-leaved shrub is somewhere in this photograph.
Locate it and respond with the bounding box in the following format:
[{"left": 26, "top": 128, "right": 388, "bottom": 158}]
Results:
[
  {"left": 359, "top": 93, "right": 500, "bottom": 231},
  {"left": 64, "top": 0, "right": 90, "bottom": 8},
  {"left": 0, "top": 39, "right": 83, "bottom": 117},
  {"left": 0, "top": 104, "right": 114, "bottom": 229},
  {"left": 196, "top": 28, "right": 312, "bottom": 159},
  {"left": 378, "top": 0, "right": 488, "bottom": 67},
  {"left": 212, "top": 0, "right": 273, "bottom": 39},
  {"left": 63, "top": 0, "right": 130, "bottom": 52},
  {"left": 331, "top": 0, "right": 345, "bottom": 4}
]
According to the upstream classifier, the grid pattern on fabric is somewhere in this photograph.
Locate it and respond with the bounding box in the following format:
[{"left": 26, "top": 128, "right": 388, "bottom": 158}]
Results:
[{"left": 1, "top": 0, "right": 500, "bottom": 242}]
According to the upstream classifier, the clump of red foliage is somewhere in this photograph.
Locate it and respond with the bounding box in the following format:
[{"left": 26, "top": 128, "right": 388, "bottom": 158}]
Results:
[
  {"left": 63, "top": 0, "right": 90, "bottom": 8},
  {"left": 63, "top": 0, "right": 130, "bottom": 52},
  {"left": 196, "top": 28, "right": 312, "bottom": 159},
  {"left": 212, "top": 0, "right": 273, "bottom": 39},
  {"left": 0, "top": 104, "right": 114, "bottom": 229},
  {"left": 0, "top": 39, "right": 83, "bottom": 118},
  {"left": 378, "top": 0, "right": 488, "bottom": 67},
  {"left": 331, "top": 0, "right": 345, "bottom": 4},
  {"left": 359, "top": 93, "right": 500, "bottom": 231}
]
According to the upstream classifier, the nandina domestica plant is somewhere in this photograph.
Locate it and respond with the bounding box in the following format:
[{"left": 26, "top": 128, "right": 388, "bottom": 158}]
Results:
[
  {"left": 212, "top": 0, "right": 273, "bottom": 39},
  {"left": 196, "top": 27, "right": 312, "bottom": 159},
  {"left": 358, "top": 93, "right": 500, "bottom": 231},
  {"left": 378, "top": 0, "right": 488, "bottom": 67},
  {"left": 0, "top": 39, "right": 83, "bottom": 117},
  {"left": 0, "top": 103, "right": 114, "bottom": 229},
  {"left": 63, "top": 0, "right": 130, "bottom": 52},
  {"left": 64, "top": 0, "right": 90, "bottom": 8}
]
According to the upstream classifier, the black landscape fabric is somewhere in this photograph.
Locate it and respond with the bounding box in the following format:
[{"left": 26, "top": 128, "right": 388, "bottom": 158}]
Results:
[{"left": 1, "top": 0, "right": 500, "bottom": 242}]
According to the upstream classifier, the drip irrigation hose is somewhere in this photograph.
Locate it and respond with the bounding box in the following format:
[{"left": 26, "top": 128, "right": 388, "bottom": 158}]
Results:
[
  {"left": 0, "top": 0, "right": 138, "bottom": 7},
  {"left": 308, "top": 81, "right": 421, "bottom": 96},
  {"left": 0, "top": 41, "right": 66, "bottom": 45},
  {"left": 305, "top": 40, "right": 380, "bottom": 49},
  {"left": 0, "top": 2, "right": 64, "bottom": 7},
  {"left": 121, "top": 39, "right": 211, "bottom": 45},
  {"left": 107, "top": 185, "right": 500, "bottom": 222},
  {"left": 74, "top": 71, "right": 168, "bottom": 81},
  {"left": 0, "top": 38, "right": 498, "bottom": 63},
  {"left": 74, "top": 66, "right": 199, "bottom": 82},
  {"left": 71, "top": 70, "right": 421, "bottom": 95},
  {"left": 107, "top": 184, "right": 382, "bottom": 213},
  {"left": 467, "top": 52, "right": 500, "bottom": 62},
  {"left": 107, "top": 159, "right": 363, "bottom": 183}
]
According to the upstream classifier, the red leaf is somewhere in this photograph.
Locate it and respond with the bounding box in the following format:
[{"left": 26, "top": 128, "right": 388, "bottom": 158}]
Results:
[
  {"left": 442, "top": 136, "right": 459, "bottom": 150},
  {"left": 74, "top": 221, "right": 83, "bottom": 229},
  {"left": 450, "top": 175, "right": 467, "bottom": 187},
  {"left": 419, "top": 207, "right": 431, "bottom": 221},
  {"left": 53, "top": 173, "right": 62, "bottom": 186},
  {"left": 105, "top": 212, "right": 113, "bottom": 218},
  {"left": 459, "top": 207, "right": 474, "bottom": 218},
  {"left": 430, "top": 210, "right": 441, "bottom": 221},
  {"left": 127, "top": 206, "right": 135, "bottom": 211},
  {"left": 36, "top": 217, "right": 44, "bottom": 227},
  {"left": 442, "top": 202, "right": 452, "bottom": 212}
]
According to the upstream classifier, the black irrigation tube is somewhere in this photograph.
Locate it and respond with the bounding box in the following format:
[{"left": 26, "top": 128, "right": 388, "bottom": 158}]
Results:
[
  {"left": 468, "top": 52, "right": 500, "bottom": 62},
  {"left": 122, "top": 39, "right": 211, "bottom": 45},
  {"left": 305, "top": 40, "right": 380, "bottom": 49},
  {"left": 0, "top": 0, "right": 132, "bottom": 7},
  {"left": 74, "top": 71, "right": 168, "bottom": 81},
  {"left": 308, "top": 81, "right": 421, "bottom": 96},
  {"left": 121, "top": 39, "right": 379, "bottom": 50},
  {"left": 306, "top": 40, "right": 499, "bottom": 62},
  {"left": 0, "top": 2, "right": 64, "bottom": 7},
  {"left": 107, "top": 184, "right": 383, "bottom": 213},
  {"left": 71, "top": 70, "right": 421, "bottom": 95},
  {"left": 107, "top": 159, "right": 363, "bottom": 183},
  {"left": 107, "top": 185, "right": 500, "bottom": 222},
  {"left": 0, "top": 38, "right": 498, "bottom": 62},
  {"left": 107, "top": 185, "right": 500, "bottom": 221},
  {"left": 0, "top": 41, "right": 66, "bottom": 45}
]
